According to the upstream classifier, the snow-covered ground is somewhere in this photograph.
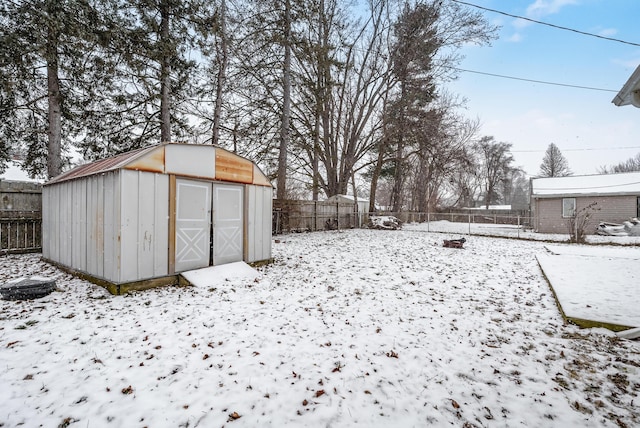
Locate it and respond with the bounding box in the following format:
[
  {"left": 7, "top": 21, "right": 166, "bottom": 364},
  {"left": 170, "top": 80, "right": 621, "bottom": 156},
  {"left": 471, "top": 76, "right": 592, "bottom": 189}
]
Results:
[
  {"left": 407, "top": 220, "right": 640, "bottom": 245},
  {"left": 1, "top": 229, "right": 639, "bottom": 427}
]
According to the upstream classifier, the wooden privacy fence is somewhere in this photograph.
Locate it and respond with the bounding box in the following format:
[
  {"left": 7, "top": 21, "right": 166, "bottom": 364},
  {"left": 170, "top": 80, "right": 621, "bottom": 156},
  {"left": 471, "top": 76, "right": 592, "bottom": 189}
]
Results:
[{"left": 0, "top": 211, "right": 42, "bottom": 254}]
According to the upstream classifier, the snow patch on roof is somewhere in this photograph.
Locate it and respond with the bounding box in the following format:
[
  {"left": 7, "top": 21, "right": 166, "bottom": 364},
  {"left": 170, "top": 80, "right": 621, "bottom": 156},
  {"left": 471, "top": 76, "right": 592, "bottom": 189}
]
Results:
[{"left": 531, "top": 172, "right": 640, "bottom": 196}]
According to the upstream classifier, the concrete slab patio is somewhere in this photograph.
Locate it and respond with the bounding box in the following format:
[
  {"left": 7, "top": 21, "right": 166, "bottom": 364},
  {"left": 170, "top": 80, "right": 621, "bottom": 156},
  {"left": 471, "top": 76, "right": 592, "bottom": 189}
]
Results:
[{"left": 537, "top": 245, "right": 640, "bottom": 331}]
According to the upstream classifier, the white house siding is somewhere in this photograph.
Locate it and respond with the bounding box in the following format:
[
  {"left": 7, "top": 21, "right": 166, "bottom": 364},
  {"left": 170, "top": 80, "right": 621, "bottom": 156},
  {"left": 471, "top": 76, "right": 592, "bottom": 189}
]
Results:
[
  {"left": 119, "top": 170, "right": 169, "bottom": 283},
  {"left": 535, "top": 195, "right": 638, "bottom": 234},
  {"left": 246, "top": 185, "right": 272, "bottom": 263}
]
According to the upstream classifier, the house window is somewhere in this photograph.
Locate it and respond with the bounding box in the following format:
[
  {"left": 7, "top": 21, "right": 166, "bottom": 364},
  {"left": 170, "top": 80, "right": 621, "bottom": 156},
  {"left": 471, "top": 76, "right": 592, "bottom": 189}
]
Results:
[{"left": 562, "top": 198, "right": 576, "bottom": 218}]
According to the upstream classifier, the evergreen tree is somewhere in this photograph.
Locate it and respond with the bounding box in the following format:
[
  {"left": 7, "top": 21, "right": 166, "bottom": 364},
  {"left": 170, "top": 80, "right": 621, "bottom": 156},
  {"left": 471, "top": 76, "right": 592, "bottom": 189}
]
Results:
[
  {"left": 387, "top": 2, "right": 439, "bottom": 212},
  {"left": 75, "top": 0, "right": 203, "bottom": 161},
  {"left": 0, "top": 0, "right": 116, "bottom": 178},
  {"left": 377, "top": 0, "right": 497, "bottom": 211},
  {"left": 539, "top": 142, "right": 571, "bottom": 177}
]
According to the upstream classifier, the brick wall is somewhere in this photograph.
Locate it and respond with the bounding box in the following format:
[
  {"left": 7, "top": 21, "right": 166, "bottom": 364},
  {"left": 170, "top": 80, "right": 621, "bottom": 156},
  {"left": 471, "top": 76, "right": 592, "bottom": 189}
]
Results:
[{"left": 534, "top": 195, "right": 638, "bottom": 234}]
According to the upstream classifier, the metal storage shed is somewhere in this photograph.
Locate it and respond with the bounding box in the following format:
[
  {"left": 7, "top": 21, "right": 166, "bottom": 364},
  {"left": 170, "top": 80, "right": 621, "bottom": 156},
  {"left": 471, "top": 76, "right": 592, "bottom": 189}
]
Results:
[{"left": 42, "top": 143, "right": 272, "bottom": 294}]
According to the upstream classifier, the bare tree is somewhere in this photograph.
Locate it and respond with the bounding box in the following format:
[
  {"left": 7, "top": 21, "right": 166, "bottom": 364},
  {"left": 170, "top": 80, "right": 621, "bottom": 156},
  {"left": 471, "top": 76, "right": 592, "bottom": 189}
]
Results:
[
  {"left": 539, "top": 143, "right": 571, "bottom": 177},
  {"left": 476, "top": 136, "right": 515, "bottom": 209},
  {"left": 567, "top": 202, "right": 599, "bottom": 243},
  {"left": 375, "top": 0, "right": 497, "bottom": 211},
  {"left": 311, "top": 0, "right": 392, "bottom": 198},
  {"left": 599, "top": 152, "right": 640, "bottom": 174}
]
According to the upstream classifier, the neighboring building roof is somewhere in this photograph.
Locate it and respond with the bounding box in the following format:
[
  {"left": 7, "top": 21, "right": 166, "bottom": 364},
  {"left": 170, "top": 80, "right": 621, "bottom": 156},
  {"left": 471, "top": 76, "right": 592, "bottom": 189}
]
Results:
[
  {"left": 326, "top": 194, "right": 370, "bottom": 204},
  {"left": 45, "top": 143, "right": 272, "bottom": 187},
  {"left": 464, "top": 205, "right": 512, "bottom": 210},
  {"left": 612, "top": 64, "right": 640, "bottom": 108},
  {"left": 531, "top": 172, "right": 640, "bottom": 198}
]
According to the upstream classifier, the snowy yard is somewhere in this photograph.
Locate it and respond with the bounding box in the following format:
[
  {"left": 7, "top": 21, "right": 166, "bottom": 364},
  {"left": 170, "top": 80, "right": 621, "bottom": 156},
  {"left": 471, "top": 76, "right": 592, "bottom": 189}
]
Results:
[{"left": 1, "top": 229, "right": 640, "bottom": 427}]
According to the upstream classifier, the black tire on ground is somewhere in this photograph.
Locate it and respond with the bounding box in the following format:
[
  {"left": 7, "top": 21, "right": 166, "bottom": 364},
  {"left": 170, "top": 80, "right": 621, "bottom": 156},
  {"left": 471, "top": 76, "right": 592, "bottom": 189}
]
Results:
[{"left": 0, "top": 279, "right": 56, "bottom": 301}]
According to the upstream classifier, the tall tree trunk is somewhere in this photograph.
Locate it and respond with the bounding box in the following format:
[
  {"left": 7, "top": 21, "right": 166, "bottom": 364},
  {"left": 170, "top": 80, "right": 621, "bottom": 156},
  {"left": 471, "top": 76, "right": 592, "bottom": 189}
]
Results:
[
  {"left": 312, "top": 113, "right": 320, "bottom": 201},
  {"left": 484, "top": 181, "right": 493, "bottom": 209},
  {"left": 369, "top": 145, "right": 384, "bottom": 213},
  {"left": 212, "top": 0, "right": 228, "bottom": 146},
  {"left": 276, "top": 0, "right": 291, "bottom": 200},
  {"left": 312, "top": 0, "right": 327, "bottom": 202},
  {"left": 160, "top": 1, "right": 171, "bottom": 143},
  {"left": 416, "top": 155, "right": 429, "bottom": 213},
  {"left": 46, "top": 5, "right": 62, "bottom": 179},
  {"left": 390, "top": 81, "right": 407, "bottom": 213},
  {"left": 321, "top": 90, "right": 334, "bottom": 196},
  {"left": 390, "top": 136, "right": 404, "bottom": 213}
]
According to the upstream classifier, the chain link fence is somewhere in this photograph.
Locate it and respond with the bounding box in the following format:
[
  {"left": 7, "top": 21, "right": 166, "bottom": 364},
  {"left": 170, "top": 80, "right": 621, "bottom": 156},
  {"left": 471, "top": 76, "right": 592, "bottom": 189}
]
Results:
[{"left": 272, "top": 199, "right": 531, "bottom": 235}]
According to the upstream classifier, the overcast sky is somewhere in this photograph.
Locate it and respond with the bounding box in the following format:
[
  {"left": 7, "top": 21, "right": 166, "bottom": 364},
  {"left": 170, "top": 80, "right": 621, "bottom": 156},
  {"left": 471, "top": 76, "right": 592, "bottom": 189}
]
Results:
[{"left": 446, "top": 0, "right": 640, "bottom": 177}]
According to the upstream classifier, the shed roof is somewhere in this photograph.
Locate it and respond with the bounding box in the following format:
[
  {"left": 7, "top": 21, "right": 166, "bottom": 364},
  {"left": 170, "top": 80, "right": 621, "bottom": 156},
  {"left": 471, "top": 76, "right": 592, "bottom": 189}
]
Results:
[
  {"left": 45, "top": 143, "right": 272, "bottom": 187},
  {"left": 531, "top": 172, "right": 640, "bottom": 198}
]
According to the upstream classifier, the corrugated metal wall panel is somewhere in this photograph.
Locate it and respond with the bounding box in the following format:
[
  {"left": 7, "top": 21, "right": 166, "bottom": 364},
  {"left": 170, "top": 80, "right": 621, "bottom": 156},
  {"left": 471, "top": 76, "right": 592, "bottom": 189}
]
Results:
[
  {"left": 120, "top": 170, "right": 169, "bottom": 282},
  {"left": 50, "top": 185, "right": 60, "bottom": 261},
  {"left": 120, "top": 170, "right": 139, "bottom": 282},
  {"left": 246, "top": 185, "right": 272, "bottom": 263},
  {"left": 137, "top": 172, "right": 155, "bottom": 279},
  {"left": 71, "top": 179, "right": 86, "bottom": 272},
  {"left": 85, "top": 174, "right": 105, "bottom": 278},
  {"left": 103, "top": 172, "right": 119, "bottom": 282},
  {"left": 86, "top": 177, "right": 98, "bottom": 276},
  {"left": 60, "top": 183, "right": 72, "bottom": 267},
  {"left": 135, "top": 172, "right": 169, "bottom": 279},
  {"left": 52, "top": 185, "right": 61, "bottom": 261},
  {"left": 41, "top": 187, "right": 50, "bottom": 259},
  {"left": 262, "top": 187, "right": 272, "bottom": 259},
  {"left": 153, "top": 175, "right": 169, "bottom": 276},
  {"left": 246, "top": 186, "right": 256, "bottom": 262}
]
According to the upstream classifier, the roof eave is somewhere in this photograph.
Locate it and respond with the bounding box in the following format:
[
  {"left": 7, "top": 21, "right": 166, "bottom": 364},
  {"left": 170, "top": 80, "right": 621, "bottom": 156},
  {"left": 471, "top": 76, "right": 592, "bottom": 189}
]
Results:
[
  {"left": 612, "top": 64, "right": 640, "bottom": 108},
  {"left": 532, "top": 192, "right": 639, "bottom": 199}
]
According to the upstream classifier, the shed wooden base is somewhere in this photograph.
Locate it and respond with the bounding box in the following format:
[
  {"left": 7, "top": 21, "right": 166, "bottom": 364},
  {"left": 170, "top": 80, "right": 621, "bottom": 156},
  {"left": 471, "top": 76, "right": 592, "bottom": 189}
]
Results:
[
  {"left": 42, "top": 258, "right": 181, "bottom": 295},
  {"left": 42, "top": 257, "right": 274, "bottom": 295}
]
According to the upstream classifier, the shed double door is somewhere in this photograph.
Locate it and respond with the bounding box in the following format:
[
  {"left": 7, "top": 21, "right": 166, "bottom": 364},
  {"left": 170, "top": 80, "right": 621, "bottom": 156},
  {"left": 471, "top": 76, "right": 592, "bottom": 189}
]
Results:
[{"left": 174, "top": 179, "right": 244, "bottom": 272}]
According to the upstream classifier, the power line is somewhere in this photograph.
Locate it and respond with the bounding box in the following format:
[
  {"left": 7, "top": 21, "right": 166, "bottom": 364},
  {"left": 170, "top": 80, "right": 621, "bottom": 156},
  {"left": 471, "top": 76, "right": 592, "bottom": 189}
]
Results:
[
  {"left": 447, "top": 66, "right": 618, "bottom": 92},
  {"left": 513, "top": 146, "right": 640, "bottom": 153},
  {"left": 451, "top": 0, "right": 640, "bottom": 48}
]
